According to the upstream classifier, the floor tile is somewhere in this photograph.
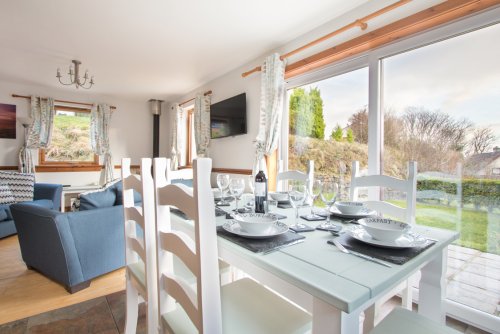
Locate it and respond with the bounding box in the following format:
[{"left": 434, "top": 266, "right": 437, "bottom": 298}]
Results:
[
  {"left": 106, "top": 290, "right": 147, "bottom": 334},
  {"left": 0, "top": 318, "right": 28, "bottom": 334}
]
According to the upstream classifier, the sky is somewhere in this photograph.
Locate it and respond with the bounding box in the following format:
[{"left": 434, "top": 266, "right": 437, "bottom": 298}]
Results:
[{"left": 290, "top": 22, "right": 500, "bottom": 148}]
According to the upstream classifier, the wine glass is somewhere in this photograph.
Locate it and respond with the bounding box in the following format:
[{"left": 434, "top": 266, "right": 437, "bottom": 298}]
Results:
[
  {"left": 229, "top": 178, "right": 245, "bottom": 213},
  {"left": 216, "top": 174, "right": 230, "bottom": 205},
  {"left": 305, "top": 179, "right": 323, "bottom": 219},
  {"left": 288, "top": 183, "right": 307, "bottom": 229},
  {"left": 319, "top": 180, "right": 339, "bottom": 227}
]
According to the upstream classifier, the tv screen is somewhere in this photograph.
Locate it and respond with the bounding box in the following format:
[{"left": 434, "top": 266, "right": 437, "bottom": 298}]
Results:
[{"left": 210, "top": 93, "right": 247, "bottom": 139}]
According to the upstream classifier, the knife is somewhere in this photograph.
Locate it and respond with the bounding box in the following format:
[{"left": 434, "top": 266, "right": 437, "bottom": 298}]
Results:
[
  {"left": 330, "top": 239, "right": 392, "bottom": 268},
  {"left": 263, "top": 239, "right": 304, "bottom": 255}
]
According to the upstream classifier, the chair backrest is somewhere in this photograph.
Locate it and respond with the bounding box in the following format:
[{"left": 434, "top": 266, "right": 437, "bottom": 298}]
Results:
[
  {"left": 121, "top": 158, "right": 158, "bottom": 328},
  {"left": 277, "top": 160, "right": 314, "bottom": 193},
  {"left": 350, "top": 161, "right": 417, "bottom": 224},
  {"left": 153, "top": 157, "right": 222, "bottom": 334}
]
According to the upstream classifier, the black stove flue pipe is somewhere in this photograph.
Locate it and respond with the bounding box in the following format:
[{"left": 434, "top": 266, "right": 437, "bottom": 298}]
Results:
[{"left": 149, "top": 99, "right": 164, "bottom": 158}]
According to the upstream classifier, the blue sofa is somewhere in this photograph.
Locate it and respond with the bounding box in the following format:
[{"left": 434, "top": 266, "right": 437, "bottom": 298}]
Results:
[
  {"left": 0, "top": 183, "right": 63, "bottom": 239},
  {"left": 10, "top": 181, "right": 127, "bottom": 293}
]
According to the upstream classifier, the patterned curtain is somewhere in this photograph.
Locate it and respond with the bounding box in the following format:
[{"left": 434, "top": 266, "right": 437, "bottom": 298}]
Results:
[
  {"left": 253, "top": 53, "right": 286, "bottom": 176},
  {"left": 194, "top": 94, "right": 211, "bottom": 157},
  {"left": 170, "top": 103, "right": 183, "bottom": 170},
  {"left": 18, "top": 96, "right": 55, "bottom": 173},
  {"left": 90, "top": 103, "right": 113, "bottom": 184}
]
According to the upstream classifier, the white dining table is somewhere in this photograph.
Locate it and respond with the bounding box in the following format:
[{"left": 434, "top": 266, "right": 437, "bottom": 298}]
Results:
[{"left": 174, "top": 203, "right": 459, "bottom": 334}]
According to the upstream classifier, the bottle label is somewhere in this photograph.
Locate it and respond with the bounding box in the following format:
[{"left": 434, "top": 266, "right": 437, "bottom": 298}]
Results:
[{"left": 255, "top": 182, "right": 266, "bottom": 196}]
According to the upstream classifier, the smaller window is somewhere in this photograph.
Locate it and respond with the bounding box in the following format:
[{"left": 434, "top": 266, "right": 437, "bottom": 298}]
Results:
[
  {"left": 180, "top": 108, "right": 196, "bottom": 168},
  {"left": 38, "top": 106, "right": 99, "bottom": 171}
]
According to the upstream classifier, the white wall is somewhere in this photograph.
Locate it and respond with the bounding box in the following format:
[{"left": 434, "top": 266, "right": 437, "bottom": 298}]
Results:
[{"left": 0, "top": 79, "right": 158, "bottom": 186}]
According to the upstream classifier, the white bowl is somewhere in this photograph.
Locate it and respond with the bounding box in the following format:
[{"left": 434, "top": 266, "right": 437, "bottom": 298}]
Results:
[
  {"left": 233, "top": 213, "right": 278, "bottom": 234},
  {"left": 335, "top": 201, "right": 365, "bottom": 215},
  {"left": 269, "top": 192, "right": 289, "bottom": 202},
  {"left": 358, "top": 217, "right": 411, "bottom": 242}
]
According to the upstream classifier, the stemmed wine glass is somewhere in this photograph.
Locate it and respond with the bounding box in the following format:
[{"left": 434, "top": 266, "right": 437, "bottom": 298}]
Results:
[
  {"left": 288, "top": 183, "right": 307, "bottom": 229},
  {"left": 305, "top": 179, "right": 323, "bottom": 220},
  {"left": 318, "top": 180, "right": 339, "bottom": 228},
  {"left": 229, "top": 178, "right": 245, "bottom": 213},
  {"left": 216, "top": 174, "right": 230, "bottom": 205}
]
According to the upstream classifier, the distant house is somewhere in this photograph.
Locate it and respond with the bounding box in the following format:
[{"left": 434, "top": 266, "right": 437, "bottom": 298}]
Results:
[{"left": 464, "top": 147, "right": 500, "bottom": 179}]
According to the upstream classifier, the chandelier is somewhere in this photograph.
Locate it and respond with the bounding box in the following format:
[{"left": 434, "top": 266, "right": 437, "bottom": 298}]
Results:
[{"left": 56, "top": 60, "right": 94, "bottom": 89}]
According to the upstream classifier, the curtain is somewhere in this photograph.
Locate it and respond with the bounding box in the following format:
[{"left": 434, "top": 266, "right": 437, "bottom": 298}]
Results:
[
  {"left": 253, "top": 53, "right": 286, "bottom": 176},
  {"left": 194, "top": 93, "right": 211, "bottom": 157},
  {"left": 170, "top": 103, "right": 183, "bottom": 170},
  {"left": 90, "top": 103, "right": 113, "bottom": 184},
  {"left": 18, "top": 96, "right": 55, "bottom": 173}
]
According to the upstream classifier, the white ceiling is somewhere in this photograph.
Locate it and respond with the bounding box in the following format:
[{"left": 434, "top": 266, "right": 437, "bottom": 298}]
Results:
[{"left": 0, "top": 0, "right": 371, "bottom": 101}]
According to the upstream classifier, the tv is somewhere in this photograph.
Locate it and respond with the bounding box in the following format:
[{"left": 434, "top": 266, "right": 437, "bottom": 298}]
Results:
[{"left": 210, "top": 93, "right": 247, "bottom": 139}]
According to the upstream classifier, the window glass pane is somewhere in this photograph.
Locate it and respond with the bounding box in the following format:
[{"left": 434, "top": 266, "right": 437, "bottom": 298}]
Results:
[
  {"left": 287, "top": 67, "right": 368, "bottom": 199},
  {"left": 382, "top": 23, "right": 500, "bottom": 315},
  {"left": 45, "top": 109, "right": 94, "bottom": 162}
]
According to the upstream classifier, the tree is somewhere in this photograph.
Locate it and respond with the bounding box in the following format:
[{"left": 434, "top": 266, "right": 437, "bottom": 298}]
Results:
[
  {"left": 468, "top": 127, "right": 496, "bottom": 154},
  {"left": 309, "top": 88, "right": 325, "bottom": 139},
  {"left": 331, "top": 124, "right": 343, "bottom": 141},
  {"left": 347, "top": 108, "right": 368, "bottom": 144},
  {"left": 346, "top": 128, "right": 354, "bottom": 143},
  {"left": 289, "top": 88, "right": 313, "bottom": 137}
]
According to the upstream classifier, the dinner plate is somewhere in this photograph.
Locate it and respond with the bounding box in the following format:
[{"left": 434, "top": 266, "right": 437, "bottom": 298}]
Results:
[
  {"left": 222, "top": 221, "right": 289, "bottom": 239},
  {"left": 329, "top": 206, "right": 377, "bottom": 219},
  {"left": 348, "top": 225, "right": 427, "bottom": 248}
]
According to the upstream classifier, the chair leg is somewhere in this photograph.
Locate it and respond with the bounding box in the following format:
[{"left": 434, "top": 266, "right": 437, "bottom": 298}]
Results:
[
  {"left": 66, "top": 280, "right": 91, "bottom": 294},
  {"left": 363, "top": 305, "right": 376, "bottom": 333},
  {"left": 124, "top": 280, "right": 139, "bottom": 334}
]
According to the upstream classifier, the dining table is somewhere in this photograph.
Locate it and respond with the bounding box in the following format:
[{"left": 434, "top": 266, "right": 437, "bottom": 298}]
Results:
[{"left": 172, "top": 200, "right": 459, "bottom": 334}]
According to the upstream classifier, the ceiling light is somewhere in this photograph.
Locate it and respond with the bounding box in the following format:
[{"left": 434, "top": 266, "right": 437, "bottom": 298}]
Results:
[{"left": 56, "top": 60, "right": 94, "bottom": 89}]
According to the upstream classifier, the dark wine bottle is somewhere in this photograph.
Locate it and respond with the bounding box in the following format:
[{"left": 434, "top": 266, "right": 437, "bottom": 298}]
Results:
[{"left": 254, "top": 161, "right": 268, "bottom": 213}]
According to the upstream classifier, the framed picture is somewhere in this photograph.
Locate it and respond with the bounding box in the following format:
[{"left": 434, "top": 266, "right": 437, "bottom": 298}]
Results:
[{"left": 0, "top": 103, "right": 16, "bottom": 139}]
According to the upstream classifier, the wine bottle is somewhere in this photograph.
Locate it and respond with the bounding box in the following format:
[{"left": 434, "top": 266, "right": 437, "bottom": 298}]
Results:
[{"left": 254, "top": 161, "right": 268, "bottom": 213}]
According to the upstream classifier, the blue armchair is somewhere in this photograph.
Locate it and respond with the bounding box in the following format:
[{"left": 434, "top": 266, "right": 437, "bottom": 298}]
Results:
[
  {"left": 0, "top": 183, "right": 62, "bottom": 239},
  {"left": 10, "top": 202, "right": 125, "bottom": 293}
]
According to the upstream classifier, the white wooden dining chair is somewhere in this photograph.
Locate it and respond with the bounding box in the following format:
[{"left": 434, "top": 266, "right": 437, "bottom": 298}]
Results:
[
  {"left": 153, "top": 157, "right": 312, "bottom": 334},
  {"left": 350, "top": 160, "right": 417, "bottom": 331},
  {"left": 121, "top": 158, "right": 158, "bottom": 334},
  {"left": 277, "top": 160, "right": 314, "bottom": 195}
]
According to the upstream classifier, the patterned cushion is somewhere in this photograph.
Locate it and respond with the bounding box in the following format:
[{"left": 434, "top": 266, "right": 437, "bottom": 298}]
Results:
[
  {"left": 0, "top": 171, "right": 35, "bottom": 203},
  {"left": 0, "top": 183, "right": 16, "bottom": 205}
]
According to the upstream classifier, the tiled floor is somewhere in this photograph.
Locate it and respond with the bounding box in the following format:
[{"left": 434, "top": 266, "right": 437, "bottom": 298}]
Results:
[{"left": 0, "top": 290, "right": 491, "bottom": 334}]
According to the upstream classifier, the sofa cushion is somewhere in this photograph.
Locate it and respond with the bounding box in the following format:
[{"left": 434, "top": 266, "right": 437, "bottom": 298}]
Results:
[
  {"left": 30, "top": 199, "right": 55, "bottom": 209},
  {"left": 0, "top": 183, "right": 16, "bottom": 205},
  {"left": 0, "top": 204, "right": 12, "bottom": 221},
  {"left": 79, "top": 188, "right": 116, "bottom": 211},
  {"left": 0, "top": 208, "right": 8, "bottom": 221},
  {"left": 113, "top": 180, "right": 142, "bottom": 206},
  {"left": 0, "top": 171, "right": 35, "bottom": 202}
]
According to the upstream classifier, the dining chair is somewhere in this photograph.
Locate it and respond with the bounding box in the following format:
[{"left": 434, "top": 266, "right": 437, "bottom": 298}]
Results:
[
  {"left": 121, "top": 158, "right": 158, "bottom": 334},
  {"left": 277, "top": 160, "right": 314, "bottom": 195},
  {"left": 349, "top": 160, "right": 417, "bottom": 331},
  {"left": 153, "top": 157, "right": 312, "bottom": 334}
]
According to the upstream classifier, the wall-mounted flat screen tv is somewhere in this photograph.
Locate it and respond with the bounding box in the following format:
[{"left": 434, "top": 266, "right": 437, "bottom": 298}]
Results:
[{"left": 210, "top": 93, "right": 247, "bottom": 139}]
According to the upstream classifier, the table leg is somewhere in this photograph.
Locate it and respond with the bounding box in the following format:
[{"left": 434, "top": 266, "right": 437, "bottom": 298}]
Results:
[{"left": 419, "top": 247, "right": 447, "bottom": 323}]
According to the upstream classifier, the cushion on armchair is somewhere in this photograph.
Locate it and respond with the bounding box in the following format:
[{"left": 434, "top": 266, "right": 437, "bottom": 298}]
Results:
[
  {"left": 0, "top": 183, "right": 16, "bottom": 204},
  {"left": 79, "top": 188, "right": 117, "bottom": 211},
  {"left": 0, "top": 171, "right": 35, "bottom": 202}
]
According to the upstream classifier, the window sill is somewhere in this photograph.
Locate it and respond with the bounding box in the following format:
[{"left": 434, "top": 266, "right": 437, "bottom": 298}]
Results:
[{"left": 36, "top": 165, "right": 103, "bottom": 172}]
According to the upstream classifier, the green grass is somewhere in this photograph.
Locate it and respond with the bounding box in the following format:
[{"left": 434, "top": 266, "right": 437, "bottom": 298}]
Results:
[
  {"left": 390, "top": 200, "right": 499, "bottom": 255},
  {"left": 47, "top": 114, "right": 94, "bottom": 161}
]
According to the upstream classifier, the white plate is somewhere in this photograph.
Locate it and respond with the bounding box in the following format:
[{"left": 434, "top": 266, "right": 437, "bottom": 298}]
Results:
[
  {"left": 348, "top": 226, "right": 427, "bottom": 248},
  {"left": 222, "top": 221, "right": 289, "bottom": 239},
  {"left": 329, "top": 206, "right": 377, "bottom": 219}
]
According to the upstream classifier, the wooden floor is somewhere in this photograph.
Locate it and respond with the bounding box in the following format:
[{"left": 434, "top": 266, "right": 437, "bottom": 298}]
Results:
[{"left": 0, "top": 235, "right": 125, "bottom": 325}]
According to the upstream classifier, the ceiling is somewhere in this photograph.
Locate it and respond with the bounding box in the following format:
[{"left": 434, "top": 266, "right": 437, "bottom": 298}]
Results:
[{"left": 0, "top": 0, "right": 371, "bottom": 102}]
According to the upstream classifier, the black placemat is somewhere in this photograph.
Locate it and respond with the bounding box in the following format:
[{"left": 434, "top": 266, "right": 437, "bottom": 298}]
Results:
[
  {"left": 335, "top": 233, "right": 436, "bottom": 265},
  {"left": 217, "top": 226, "right": 305, "bottom": 253}
]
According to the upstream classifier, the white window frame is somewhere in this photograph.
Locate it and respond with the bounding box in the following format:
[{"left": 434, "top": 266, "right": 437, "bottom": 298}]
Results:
[{"left": 281, "top": 7, "right": 500, "bottom": 332}]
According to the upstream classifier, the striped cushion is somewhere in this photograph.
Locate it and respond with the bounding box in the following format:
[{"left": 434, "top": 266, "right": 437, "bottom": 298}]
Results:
[
  {"left": 0, "top": 183, "right": 16, "bottom": 204},
  {"left": 0, "top": 171, "right": 35, "bottom": 203}
]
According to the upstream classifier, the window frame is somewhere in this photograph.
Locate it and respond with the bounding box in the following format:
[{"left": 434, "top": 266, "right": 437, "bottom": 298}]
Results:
[{"left": 37, "top": 105, "right": 100, "bottom": 172}]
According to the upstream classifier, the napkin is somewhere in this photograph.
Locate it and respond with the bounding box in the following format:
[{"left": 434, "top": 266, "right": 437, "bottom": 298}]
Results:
[
  {"left": 336, "top": 233, "right": 436, "bottom": 265},
  {"left": 217, "top": 226, "right": 305, "bottom": 253}
]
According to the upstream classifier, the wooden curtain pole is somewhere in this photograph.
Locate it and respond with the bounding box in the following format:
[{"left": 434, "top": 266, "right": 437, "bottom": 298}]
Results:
[
  {"left": 178, "top": 90, "right": 212, "bottom": 107},
  {"left": 241, "top": 0, "right": 412, "bottom": 78},
  {"left": 11, "top": 94, "right": 117, "bottom": 110}
]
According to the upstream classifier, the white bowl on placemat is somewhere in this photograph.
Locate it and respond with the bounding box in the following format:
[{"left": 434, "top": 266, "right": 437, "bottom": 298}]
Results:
[
  {"left": 233, "top": 213, "right": 278, "bottom": 234},
  {"left": 358, "top": 217, "right": 410, "bottom": 242},
  {"left": 269, "top": 192, "right": 289, "bottom": 202},
  {"left": 335, "top": 201, "right": 365, "bottom": 215}
]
